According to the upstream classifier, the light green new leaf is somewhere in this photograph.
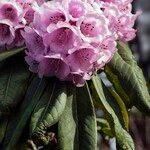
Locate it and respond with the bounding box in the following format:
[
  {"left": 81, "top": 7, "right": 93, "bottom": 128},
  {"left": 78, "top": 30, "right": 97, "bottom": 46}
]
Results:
[
  {"left": 97, "top": 118, "right": 113, "bottom": 138},
  {"left": 2, "top": 76, "right": 47, "bottom": 150},
  {"left": 0, "top": 59, "right": 30, "bottom": 118},
  {"left": 58, "top": 83, "right": 97, "bottom": 150},
  {"left": 92, "top": 74, "right": 134, "bottom": 150},
  {"left": 0, "top": 46, "right": 25, "bottom": 62},
  {"left": 108, "top": 41, "right": 150, "bottom": 115},
  {"left": 97, "top": 118, "right": 109, "bottom": 130},
  {"left": 109, "top": 89, "right": 129, "bottom": 130},
  {"left": 30, "top": 80, "right": 67, "bottom": 145}
]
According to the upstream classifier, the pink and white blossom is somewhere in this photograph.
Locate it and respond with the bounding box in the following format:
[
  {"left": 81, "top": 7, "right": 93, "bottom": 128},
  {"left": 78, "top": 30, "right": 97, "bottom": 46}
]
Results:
[{"left": 0, "top": 0, "right": 138, "bottom": 86}]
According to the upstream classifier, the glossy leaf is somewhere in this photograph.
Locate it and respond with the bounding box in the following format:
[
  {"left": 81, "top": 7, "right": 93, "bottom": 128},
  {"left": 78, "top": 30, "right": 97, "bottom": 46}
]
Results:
[
  {"left": 31, "top": 80, "right": 67, "bottom": 145},
  {"left": 58, "top": 83, "right": 97, "bottom": 150},
  {"left": 108, "top": 41, "right": 150, "bottom": 115},
  {"left": 92, "top": 74, "right": 134, "bottom": 150}
]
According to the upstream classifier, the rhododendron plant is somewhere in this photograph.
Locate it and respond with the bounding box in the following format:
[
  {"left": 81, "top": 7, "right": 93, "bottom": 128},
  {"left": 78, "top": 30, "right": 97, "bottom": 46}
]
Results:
[
  {"left": 0, "top": 0, "right": 139, "bottom": 86},
  {"left": 0, "top": 0, "right": 150, "bottom": 150}
]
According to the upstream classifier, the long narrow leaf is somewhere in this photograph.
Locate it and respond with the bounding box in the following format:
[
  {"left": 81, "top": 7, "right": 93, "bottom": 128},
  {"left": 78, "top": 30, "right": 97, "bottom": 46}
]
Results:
[
  {"left": 58, "top": 83, "right": 97, "bottom": 150},
  {"left": 105, "top": 66, "right": 131, "bottom": 108},
  {"left": 92, "top": 74, "right": 134, "bottom": 150},
  {"left": 101, "top": 83, "right": 129, "bottom": 130},
  {"left": 2, "top": 76, "right": 46, "bottom": 150}
]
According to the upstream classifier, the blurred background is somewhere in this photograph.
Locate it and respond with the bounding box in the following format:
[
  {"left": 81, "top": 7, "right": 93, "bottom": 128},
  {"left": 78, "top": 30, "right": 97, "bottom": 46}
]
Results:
[
  {"left": 129, "top": 1, "right": 150, "bottom": 149},
  {"left": 98, "top": 0, "right": 150, "bottom": 149}
]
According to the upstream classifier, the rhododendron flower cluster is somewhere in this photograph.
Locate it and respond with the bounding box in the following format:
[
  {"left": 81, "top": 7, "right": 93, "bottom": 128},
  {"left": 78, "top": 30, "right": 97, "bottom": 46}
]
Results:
[{"left": 0, "top": 0, "right": 139, "bottom": 86}]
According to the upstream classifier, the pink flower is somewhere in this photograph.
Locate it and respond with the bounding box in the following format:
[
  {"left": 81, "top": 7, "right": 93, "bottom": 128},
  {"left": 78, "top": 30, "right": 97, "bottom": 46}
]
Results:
[
  {"left": 43, "top": 27, "right": 78, "bottom": 54},
  {"left": 0, "top": 0, "right": 26, "bottom": 48},
  {"left": 7, "top": 26, "right": 25, "bottom": 49},
  {"left": 77, "top": 13, "right": 110, "bottom": 44},
  {"left": 0, "top": 3, "right": 18, "bottom": 22},
  {"left": 66, "top": 45, "right": 100, "bottom": 72},
  {"left": 33, "top": 1, "right": 67, "bottom": 32},
  {"left": 68, "top": 1, "right": 85, "bottom": 19},
  {"left": 2, "top": 0, "right": 137, "bottom": 86},
  {"left": 38, "top": 56, "right": 70, "bottom": 79},
  {"left": 102, "top": 0, "right": 139, "bottom": 41},
  {"left": 0, "top": 0, "right": 23, "bottom": 24},
  {"left": 21, "top": 27, "right": 45, "bottom": 54},
  {"left": 0, "top": 21, "right": 15, "bottom": 46},
  {"left": 24, "top": 7, "right": 35, "bottom": 25}
]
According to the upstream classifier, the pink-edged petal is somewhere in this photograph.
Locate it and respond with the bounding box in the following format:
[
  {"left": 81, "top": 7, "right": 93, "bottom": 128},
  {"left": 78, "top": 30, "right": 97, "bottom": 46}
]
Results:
[
  {"left": 43, "top": 27, "right": 75, "bottom": 54},
  {"left": 100, "top": 37, "right": 117, "bottom": 52},
  {"left": 42, "top": 11, "right": 65, "bottom": 26},
  {"left": 33, "top": 1, "right": 67, "bottom": 31},
  {"left": 77, "top": 14, "right": 110, "bottom": 44},
  {"left": 66, "top": 46, "right": 99, "bottom": 72}
]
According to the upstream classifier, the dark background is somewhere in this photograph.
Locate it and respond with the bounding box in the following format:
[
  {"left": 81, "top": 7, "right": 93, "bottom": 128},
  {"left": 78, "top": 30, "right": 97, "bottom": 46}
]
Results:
[
  {"left": 129, "top": 1, "right": 150, "bottom": 149},
  {"left": 99, "top": 1, "right": 150, "bottom": 149}
]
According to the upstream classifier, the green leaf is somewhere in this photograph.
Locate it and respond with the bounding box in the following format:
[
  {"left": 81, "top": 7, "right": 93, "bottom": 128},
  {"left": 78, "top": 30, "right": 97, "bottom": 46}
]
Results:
[
  {"left": 0, "top": 46, "right": 25, "bottom": 62},
  {"left": 58, "top": 83, "right": 77, "bottom": 150},
  {"left": 109, "top": 89, "right": 129, "bottom": 130},
  {"left": 90, "top": 83, "right": 103, "bottom": 109},
  {"left": 96, "top": 118, "right": 113, "bottom": 137},
  {"left": 2, "top": 76, "right": 47, "bottom": 150},
  {"left": 100, "top": 84, "right": 129, "bottom": 130},
  {"left": 97, "top": 118, "right": 109, "bottom": 130},
  {"left": 108, "top": 41, "right": 150, "bottom": 115},
  {"left": 91, "top": 75, "right": 129, "bottom": 130},
  {"left": 30, "top": 79, "right": 67, "bottom": 145},
  {"left": 58, "top": 83, "right": 97, "bottom": 150},
  {"left": 92, "top": 74, "right": 134, "bottom": 150},
  {"left": 105, "top": 66, "right": 131, "bottom": 108},
  {"left": 0, "top": 58, "right": 30, "bottom": 118}
]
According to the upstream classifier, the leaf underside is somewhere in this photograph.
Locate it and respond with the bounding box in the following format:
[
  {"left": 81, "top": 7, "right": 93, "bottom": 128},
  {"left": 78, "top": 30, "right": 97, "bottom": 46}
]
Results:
[
  {"left": 107, "top": 41, "right": 150, "bottom": 115},
  {"left": 58, "top": 83, "right": 97, "bottom": 150}
]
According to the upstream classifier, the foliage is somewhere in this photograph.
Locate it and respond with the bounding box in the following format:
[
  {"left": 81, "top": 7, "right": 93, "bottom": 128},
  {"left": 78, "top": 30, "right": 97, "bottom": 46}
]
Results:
[{"left": 0, "top": 42, "right": 150, "bottom": 150}]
